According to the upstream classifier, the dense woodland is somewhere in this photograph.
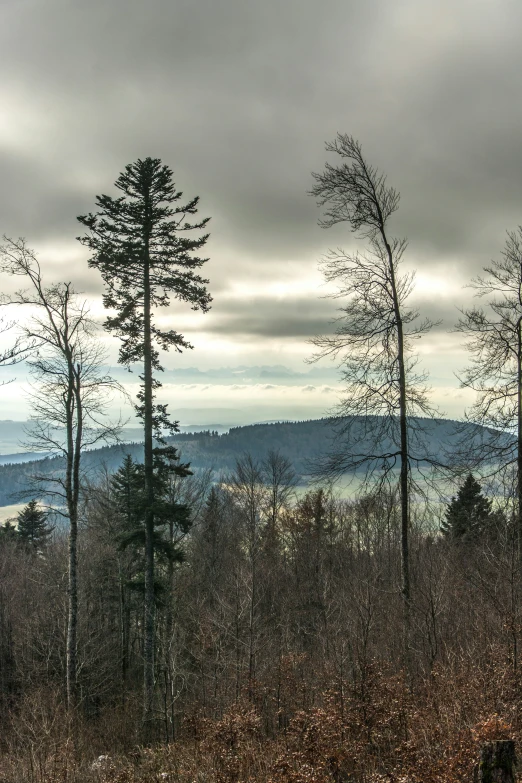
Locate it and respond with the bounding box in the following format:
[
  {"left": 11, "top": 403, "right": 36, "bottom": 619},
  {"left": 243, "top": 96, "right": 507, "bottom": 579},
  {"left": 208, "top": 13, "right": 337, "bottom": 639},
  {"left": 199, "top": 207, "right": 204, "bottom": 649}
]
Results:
[
  {"left": 1, "top": 462, "right": 522, "bottom": 783},
  {"left": 1, "top": 142, "right": 522, "bottom": 783}
]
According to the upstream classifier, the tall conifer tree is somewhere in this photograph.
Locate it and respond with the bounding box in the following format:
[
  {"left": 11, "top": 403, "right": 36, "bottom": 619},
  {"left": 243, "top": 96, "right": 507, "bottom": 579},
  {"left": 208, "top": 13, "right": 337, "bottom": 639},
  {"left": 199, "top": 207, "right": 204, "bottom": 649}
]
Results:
[{"left": 77, "top": 158, "right": 211, "bottom": 732}]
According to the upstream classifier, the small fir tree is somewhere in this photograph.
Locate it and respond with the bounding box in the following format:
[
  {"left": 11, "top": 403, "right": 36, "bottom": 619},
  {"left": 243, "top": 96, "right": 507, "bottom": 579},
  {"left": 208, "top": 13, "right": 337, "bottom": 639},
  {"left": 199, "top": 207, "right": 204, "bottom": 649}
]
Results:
[
  {"left": 0, "top": 520, "right": 18, "bottom": 543},
  {"left": 111, "top": 455, "right": 144, "bottom": 533},
  {"left": 442, "top": 474, "right": 493, "bottom": 539},
  {"left": 110, "top": 452, "right": 192, "bottom": 596},
  {"left": 16, "top": 500, "right": 53, "bottom": 552}
]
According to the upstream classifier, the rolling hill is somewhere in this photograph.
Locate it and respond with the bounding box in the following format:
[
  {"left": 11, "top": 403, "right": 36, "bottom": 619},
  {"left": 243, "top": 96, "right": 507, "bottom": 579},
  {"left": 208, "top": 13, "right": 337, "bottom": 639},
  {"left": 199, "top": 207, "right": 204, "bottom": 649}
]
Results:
[{"left": 0, "top": 416, "right": 510, "bottom": 506}]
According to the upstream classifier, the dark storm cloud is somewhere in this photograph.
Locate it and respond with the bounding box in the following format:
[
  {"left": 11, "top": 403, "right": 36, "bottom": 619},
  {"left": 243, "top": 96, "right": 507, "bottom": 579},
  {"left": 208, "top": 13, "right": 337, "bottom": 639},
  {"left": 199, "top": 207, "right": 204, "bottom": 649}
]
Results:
[
  {"left": 2, "top": 0, "right": 365, "bottom": 252},
  {"left": 1, "top": 0, "right": 522, "bottom": 301}
]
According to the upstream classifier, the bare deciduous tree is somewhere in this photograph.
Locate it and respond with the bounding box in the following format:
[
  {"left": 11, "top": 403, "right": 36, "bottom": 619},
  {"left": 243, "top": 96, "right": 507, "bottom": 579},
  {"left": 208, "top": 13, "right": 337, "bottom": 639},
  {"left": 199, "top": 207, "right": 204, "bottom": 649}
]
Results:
[
  {"left": 0, "top": 237, "right": 123, "bottom": 710},
  {"left": 456, "top": 227, "right": 522, "bottom": 547},
  {"left": 262, "top": 449, "right": 297, "bottom": 551},
  {"left": 0, "top": 319, "right": 27, "bottom": 381},
  {"left": 309, "top": 134, "right": 437, "bottom": 669},
  {"left": 229, "top": 454, "right": 268, "bottom": 697}
]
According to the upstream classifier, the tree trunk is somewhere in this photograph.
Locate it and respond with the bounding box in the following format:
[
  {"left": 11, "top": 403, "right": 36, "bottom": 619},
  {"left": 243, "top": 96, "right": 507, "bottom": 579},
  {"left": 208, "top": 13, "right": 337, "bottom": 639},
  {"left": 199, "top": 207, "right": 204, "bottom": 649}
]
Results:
[
  {"left": 118, "top": 558, "right": 129, "bottom": 691},
  {"left": 142, "top": 222, "right": 156, "bottom": 737},
  {"left": 66, "top": 512, "right": 78, "bottom": 710},
  {"left": 476, "top": 740, "right": 516, "bottom": 782},
  {"left": 398, "top": 329, "right": 411, "bottom": 676},
  {"left": 384, "top": 237, "right": 411, "bottom": 676},
  {"left": 248, "top": 558, "right": 256, "bottom": 700},
  {"left": 516, "top": 320, "right": 522, "bottom": 566},
  {"left": 65, "top": 358, "right": 79, "bottom": 711},
  {"left": 0, "top": 587, "right": 15, "bottom": 719},
  {"left": 163, "top": 517, "right": 176, "bottom": 741}
]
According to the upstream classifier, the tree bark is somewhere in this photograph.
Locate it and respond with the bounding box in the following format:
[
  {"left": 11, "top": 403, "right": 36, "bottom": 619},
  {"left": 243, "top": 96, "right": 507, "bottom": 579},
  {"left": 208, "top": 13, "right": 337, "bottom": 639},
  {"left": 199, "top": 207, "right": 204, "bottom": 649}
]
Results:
[
  {"left": 516, "top": 319, "right": 522, "bottom": 566},
  {"left": 383, "top": 236, "right": 411, "bottom": 676},
  {"left": 66, "top": 511, "right": 78, "bottom": 710},
  {"left": 476, "top": 740, "right": 516, "bottom": 782},
  {"left": 65, "top": 354, "right": 81, "bottom": 711},
  {"left": 142, "top": 199, "right": 156, "bottom": 737}
]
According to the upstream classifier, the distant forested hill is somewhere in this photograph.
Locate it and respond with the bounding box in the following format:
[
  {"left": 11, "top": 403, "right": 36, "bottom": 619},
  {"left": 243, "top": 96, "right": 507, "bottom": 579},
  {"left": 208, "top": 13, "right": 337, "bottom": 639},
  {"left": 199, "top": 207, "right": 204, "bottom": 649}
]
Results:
[{"left": 0, "top": 417, "right": 510, "bottom": 506}]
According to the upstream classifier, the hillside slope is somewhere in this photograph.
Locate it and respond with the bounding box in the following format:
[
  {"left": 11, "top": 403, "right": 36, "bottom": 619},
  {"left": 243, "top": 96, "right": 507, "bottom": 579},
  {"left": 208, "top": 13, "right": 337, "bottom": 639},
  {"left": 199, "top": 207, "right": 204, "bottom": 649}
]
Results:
[{"left": 0, "top": 416, "right": 509, "bottom": 506}]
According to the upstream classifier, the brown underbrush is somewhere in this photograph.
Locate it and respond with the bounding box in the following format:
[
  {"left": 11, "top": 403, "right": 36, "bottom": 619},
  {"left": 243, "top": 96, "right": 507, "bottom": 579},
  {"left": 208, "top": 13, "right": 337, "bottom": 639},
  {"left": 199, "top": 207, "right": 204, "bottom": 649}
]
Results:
[{"left": 2, "top": 648, "right": 522, "bottom": 783}]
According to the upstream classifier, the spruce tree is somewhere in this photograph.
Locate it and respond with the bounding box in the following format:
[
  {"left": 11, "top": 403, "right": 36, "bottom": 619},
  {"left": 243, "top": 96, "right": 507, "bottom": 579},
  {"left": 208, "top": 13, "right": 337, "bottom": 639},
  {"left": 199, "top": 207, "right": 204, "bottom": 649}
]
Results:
[
  {"left": 442, "top": 473, "right": 493, "bottom": 539},
  {"left": 111, "top": 452, "right": 192, "bottom": 587},
  {"left": 110, "top": 451, "right": 192, "bottom": 695},
  {"left": 77, "top": 160, "right": 210, "bottom": 731},
  {"left": 16, "top": 500, "right": 53, "bottom": 552},
  {"left": 111, "top": 455, "right": 144, "bottom": 533}
]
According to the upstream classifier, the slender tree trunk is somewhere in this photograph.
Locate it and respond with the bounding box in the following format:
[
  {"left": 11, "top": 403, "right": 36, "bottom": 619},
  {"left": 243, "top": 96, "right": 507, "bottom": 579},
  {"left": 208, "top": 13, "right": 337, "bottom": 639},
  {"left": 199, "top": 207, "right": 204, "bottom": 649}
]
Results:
[
  {"left": 397, "top": 327, "right": 411, "bottom": 671},
  {"left": 248, "top": 497, "right": 258, "bottom": 700},
  {"left": 118, "top": 560, "right": 128, "bottom": 690},
  {"left": 65, "top": 361, "right": 83, "bottom": 712},
  {"left": 0, "top": 587, "right": 15, "bottom": 719},
  {"left": 142, "top": 218, "right": 156, "bottom": 735},
  {"left": 165, "top": 519, "right": 175, "bottom": 657},
  {"left": 67, "top": 511, "right": 78, "bottom": 710},
  {"left": 384, "top": 238, "right": 411, "bottom": 675},
  {"left": 248, "top": 558, "right": 256, "bottom": 699},
  {"left": 163, "top": 517, "right": 176, "bottom": 740},
  {"left": 65, "top": 360, "right": 78, "bottom": 710},
  {"left": 516, "top": 319, "right": 522, "bottom": 565},
  {"left": 120, "top": 477, "right": 133, "bottom": 691},
  {"left": 235, "top": 572, "right": 241, "bottom": 701}
]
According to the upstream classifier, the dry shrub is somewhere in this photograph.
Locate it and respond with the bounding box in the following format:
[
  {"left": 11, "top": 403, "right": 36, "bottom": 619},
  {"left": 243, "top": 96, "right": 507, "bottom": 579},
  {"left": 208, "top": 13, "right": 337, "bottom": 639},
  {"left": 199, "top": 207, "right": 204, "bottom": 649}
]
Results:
[
  {"left": 0, "top": 688, "right": 141, "bottom": 783},
  {"left": 200, "top": 702, "right": 265, "bottom": 783},
  {"left": 269, "top": 665, "right": 411, "bottom": 783},
  {"left": 3, "top": 650, "right": 522, "bottom": 783},
  {"left": 0, "top": 687, "right": 76, "bottom": 783}
]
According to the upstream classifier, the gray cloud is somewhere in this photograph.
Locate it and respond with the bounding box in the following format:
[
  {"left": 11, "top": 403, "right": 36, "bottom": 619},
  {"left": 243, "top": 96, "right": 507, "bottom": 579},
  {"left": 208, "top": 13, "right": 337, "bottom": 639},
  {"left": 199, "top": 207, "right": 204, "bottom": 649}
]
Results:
[
  {"left": 203, "top": 294, "right": 334, "bottom": 339},
  {"left": 107, "top": 362, "right": 341, "bottom": 386},
  {"left": 184, "top": 292, "right": 470, "bottom": 342},
  {"left": 1, "top": 0, "right": 521, "bottom": 414},
  {"left": 1, "top": 0, "right": 520, "bottom": 271}
]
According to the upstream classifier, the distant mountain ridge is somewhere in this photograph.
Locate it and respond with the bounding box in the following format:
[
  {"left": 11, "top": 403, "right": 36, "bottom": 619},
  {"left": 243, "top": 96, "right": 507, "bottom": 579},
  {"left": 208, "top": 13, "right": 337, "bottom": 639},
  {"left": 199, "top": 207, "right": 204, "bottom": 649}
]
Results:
[
  {"left": 0, "top": 420, "right": 231, "bottom": 457},
  {"left": 0, "top": 416, "right": 510, "bottom": 507}
]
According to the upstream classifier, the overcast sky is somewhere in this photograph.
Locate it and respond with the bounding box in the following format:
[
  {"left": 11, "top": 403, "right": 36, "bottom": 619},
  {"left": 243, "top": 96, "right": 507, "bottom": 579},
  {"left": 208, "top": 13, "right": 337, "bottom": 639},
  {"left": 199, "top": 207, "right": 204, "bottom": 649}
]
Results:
[{"left": 1, "top": 0, "right": 521, "bottom": 425}]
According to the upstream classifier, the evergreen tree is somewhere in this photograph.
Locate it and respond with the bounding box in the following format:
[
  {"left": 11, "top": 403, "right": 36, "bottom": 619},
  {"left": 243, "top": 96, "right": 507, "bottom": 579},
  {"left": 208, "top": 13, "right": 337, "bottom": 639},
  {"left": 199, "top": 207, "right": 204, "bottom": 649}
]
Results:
[
  {"left": 16, "top": 500, "right": 53, "bottom": 552},
  {"left": 108, "top": 452, "right": 193, "bottom": 694},
  {"left": 0, "top": 520, "right": 18, "bottom": 544},
  {"left": 109, "top": 455, "right": 144, "bottom": 688},
  {"left": 111, "top": 455, "right": 144, "bottom": 533},
  {"left": 78, "top": 158, "right": 211, "bottom": 729},
  {"left": 442, "top": 474, "right": 494, "bottom": 539},
  {"left": 111, "top": 451, "right": 192, "bottom": 595}
]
